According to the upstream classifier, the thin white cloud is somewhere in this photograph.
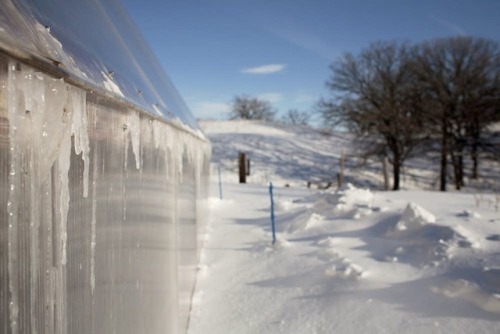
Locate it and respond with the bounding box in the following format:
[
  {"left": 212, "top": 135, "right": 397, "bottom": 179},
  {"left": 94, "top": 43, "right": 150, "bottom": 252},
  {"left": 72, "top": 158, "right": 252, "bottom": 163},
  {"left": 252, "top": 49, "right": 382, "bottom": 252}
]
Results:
[
  {"left": 294, "top": 93, "right": 315, "bottom": 104},
  {"left": 250, "top": 12, "right": 338, "bottom": 61},
  {"left": 241, "top": 64, "right": 287, "bottom": 75},
  {"left": 274, "top": 29, "right": 338, "bottom": 61},
  {"left": 431, "top": 15, "right": 466, "bottom": 36},
  {"left": 257, "top": 92, "right": 283, "bottom": 103},
  {"left": 193, "top": 101, "right": 230, "bottom": 119}
]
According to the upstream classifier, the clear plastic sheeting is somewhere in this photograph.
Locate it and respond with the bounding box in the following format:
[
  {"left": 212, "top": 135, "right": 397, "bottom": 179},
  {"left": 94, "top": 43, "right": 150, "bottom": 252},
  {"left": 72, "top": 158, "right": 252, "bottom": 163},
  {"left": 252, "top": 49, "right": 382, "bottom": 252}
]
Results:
[
  {"left": 0, "top": 57, "right": 211, "bottom": 334},
  {"left": 0, "top": 0, "right": 201, "bottom": 132}
]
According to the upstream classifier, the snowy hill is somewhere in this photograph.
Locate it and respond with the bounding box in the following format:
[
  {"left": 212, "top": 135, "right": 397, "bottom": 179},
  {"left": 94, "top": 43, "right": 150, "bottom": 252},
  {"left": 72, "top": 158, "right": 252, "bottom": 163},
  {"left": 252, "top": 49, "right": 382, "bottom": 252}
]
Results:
[
  {"left": 200, "top": 119, "right": 500, "bottom": 191},
  {"left": 201, "top": 119, "right": 349, "bottom": 187},
  {"left": 188, "top": 120, "right": 500, "bottom": 333}
]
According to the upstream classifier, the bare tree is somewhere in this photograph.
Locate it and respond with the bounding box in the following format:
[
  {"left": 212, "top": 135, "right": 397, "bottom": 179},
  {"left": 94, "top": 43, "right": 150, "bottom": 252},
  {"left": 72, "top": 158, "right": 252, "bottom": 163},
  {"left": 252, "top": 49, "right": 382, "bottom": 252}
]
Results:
[
  {"left": 412, "top": 36, "right": 500, "bottom": 190},
  {"left": 228, "top": 95, "right": 276, "bottom": 121},
  {"left": 320, "top": 41, "right": 427, "bottom": 190},
  {"left": 281, "top": 109, "right": 310, "bottom": 125}
]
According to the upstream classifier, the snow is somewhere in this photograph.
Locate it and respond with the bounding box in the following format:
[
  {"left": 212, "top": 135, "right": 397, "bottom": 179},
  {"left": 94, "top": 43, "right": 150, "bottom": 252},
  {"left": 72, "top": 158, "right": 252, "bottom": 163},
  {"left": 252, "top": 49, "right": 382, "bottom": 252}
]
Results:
[
  {"left": 389, "top": 202, "right": 436, "bottom": 235},
  {"left": 188, "top": 120, "right": 500, "bottom": 333},
  {"left": 101, "top": 71, "right": 125, "bottom": 98}
]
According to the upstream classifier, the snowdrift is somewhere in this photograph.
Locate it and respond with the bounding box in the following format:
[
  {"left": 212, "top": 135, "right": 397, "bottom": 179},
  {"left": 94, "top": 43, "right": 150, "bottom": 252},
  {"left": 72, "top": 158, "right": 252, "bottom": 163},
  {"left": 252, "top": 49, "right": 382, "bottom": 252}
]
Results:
[{"left": 189, "top": 180, "right": 500, "bottom": 333}]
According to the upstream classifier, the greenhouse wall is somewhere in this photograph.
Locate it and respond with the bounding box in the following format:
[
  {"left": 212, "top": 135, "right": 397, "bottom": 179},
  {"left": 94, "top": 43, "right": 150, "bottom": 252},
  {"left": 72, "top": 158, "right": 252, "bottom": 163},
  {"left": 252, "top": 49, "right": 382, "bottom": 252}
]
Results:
[
  {"left": 0, "top": 1, "right": 211, "bottom": 333},
  {"left": 0, "top": 55, "right": 210, "bottom": 334}
]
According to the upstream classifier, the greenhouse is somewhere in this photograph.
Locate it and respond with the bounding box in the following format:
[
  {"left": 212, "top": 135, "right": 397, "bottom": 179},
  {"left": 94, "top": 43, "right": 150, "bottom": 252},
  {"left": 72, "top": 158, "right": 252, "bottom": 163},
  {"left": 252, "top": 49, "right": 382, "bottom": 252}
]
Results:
[{"left": 0, "top": 1, "right": 211, "bottom": 333}]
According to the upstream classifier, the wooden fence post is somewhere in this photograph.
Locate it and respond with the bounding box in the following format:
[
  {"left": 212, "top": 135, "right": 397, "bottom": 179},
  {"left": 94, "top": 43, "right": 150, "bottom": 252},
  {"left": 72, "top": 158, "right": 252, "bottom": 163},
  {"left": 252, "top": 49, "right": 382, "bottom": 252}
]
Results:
[
  {"left": 383, "top": 156, "right": 390, "bottom": 190},
  {"left": 239, "top": 152, "right": 247, "bottom": 183}
]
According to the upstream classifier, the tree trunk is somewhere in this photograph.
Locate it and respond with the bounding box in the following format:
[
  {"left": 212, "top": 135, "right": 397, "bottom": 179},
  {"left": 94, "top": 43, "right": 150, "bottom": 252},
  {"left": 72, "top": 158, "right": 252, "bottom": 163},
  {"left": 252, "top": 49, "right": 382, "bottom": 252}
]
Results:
[
  {"left": 392, "top": 161, "right": 400, "bottom": 191},
  {"left": 440, "top": 117, "right": 448, "bottom": 192},
  {"left": 470, "top": 118, "right": 480, "bottom": 179},
  {"left": 450, "top": 148, "right": 464, "bottom": 190},
  {"left": 457, "top": 149, "right": 464, "bottom": 189},
  {"left": 392, "top": 149, "right": 401, "bottom": 191},
  {"left": 383, "top": 156, "right": 390, "bottom": 191},
  {"left": 471, "top": 141, "right": 479, "bottom": 179}
]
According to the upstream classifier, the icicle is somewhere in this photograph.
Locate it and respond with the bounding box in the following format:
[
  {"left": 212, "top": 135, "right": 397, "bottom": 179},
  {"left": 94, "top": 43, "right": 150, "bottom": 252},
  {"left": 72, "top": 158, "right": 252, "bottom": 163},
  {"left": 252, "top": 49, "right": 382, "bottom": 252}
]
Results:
[
  {"left": 123, "top": 122, "right": 129, "bottom": 171},
  {"left": 152, "top": 119, "right": 162, "bottom": 150},
  {"left": 68, "top": 86, "right": 90, "bottom": 198},
  {"left": 28, "top": 70, "right": 45, "bottom": 334},
  {"left": 143, "top": 118, "right": 153, "bottom": 148},
  {"left": 7, "top": 61, "right": 20, "bottom": 334},
  {"left": 127, "top": 111, "right": 141, "bottom": 169},
  {"left": 166, "top": 128, "right": 182, "bottom": 182},
  {"left": 90, "top": 142, "right": 98, "bottom": 294},
  {"left": 38, "top": 77, "right": 71, "bottom": 182},
  {"left": 58, "top": 114, "right": 72, "bottom": 266},
  {"left": 155, "top": 122, "right": 171, "bottom": 179}
]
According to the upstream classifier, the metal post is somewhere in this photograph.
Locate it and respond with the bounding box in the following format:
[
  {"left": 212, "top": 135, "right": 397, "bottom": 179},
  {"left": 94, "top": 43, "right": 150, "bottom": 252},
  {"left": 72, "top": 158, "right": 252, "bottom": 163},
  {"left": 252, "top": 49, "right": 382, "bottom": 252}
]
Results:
[
  {"left": 218, "top": 165, "right": 223, "bottom": 199},
  {"left": 269, "top": 182, "right": 276, "bottom": 245}
]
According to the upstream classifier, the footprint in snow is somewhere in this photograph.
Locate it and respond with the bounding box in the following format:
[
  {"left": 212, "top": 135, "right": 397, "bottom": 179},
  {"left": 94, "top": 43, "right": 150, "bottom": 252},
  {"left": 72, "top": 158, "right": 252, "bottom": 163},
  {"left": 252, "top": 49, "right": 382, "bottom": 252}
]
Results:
[
  {"left": 486, "top": 234, "right": 500, "bottom": 241},
  {"left": 324, "top": 258, "right": 365, "bottom": 279}
]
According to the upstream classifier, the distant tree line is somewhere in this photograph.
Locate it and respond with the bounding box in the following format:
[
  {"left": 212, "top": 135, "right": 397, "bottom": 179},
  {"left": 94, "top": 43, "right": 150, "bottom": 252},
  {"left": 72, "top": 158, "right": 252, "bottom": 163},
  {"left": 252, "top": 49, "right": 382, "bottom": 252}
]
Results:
[
  {"left": 228, "top": 95, "right": 276, "bottom": 122},
  {"left": 229, "top": 95, "right": 310, "bottom": 126},
  {"left": 281, "top": 109, "right": 311, "bottom": 126},
  {"left": 318, "top": 36, "right": 500, "bottom": 191}
]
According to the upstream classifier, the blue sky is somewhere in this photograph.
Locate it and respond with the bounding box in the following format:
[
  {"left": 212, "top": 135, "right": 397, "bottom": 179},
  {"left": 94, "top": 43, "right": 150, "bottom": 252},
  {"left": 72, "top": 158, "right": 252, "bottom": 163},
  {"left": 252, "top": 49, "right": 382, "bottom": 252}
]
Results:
[{"left": 121, "top": 0, "right": 500, "bottom": 120}]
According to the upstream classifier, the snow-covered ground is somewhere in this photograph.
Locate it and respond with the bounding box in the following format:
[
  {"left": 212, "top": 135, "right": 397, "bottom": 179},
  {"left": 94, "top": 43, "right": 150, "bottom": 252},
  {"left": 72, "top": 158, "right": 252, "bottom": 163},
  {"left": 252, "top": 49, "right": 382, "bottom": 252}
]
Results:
[
  {"left": 188, "top": 120, "right": 500, "bottom": 333},
  {"left": 201, "top": 119, "right": 499, "bottom": 191}
]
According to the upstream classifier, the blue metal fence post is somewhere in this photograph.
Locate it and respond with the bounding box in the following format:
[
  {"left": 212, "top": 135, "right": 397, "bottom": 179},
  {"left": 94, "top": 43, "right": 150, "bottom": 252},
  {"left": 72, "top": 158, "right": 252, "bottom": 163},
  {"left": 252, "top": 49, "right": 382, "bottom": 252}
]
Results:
[
  {"left": 218, "top": 165, "right": 223, "bottom": 200},
  {"left": 269, "top": 182, "right": 276, "bottom": 245}
]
